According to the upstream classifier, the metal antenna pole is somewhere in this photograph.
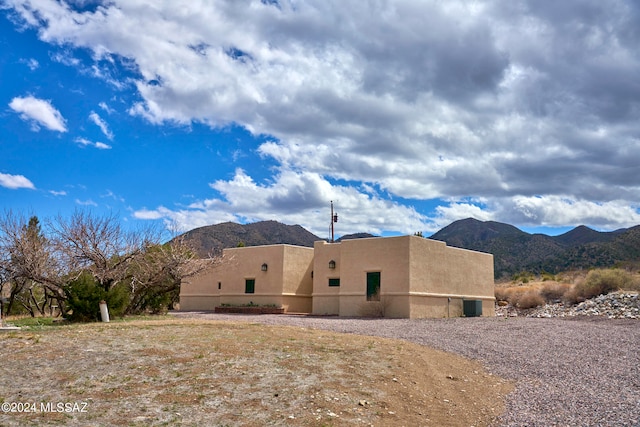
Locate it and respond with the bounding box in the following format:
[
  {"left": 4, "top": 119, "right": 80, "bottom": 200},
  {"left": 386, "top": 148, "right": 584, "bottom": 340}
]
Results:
[
  {"left": 330, "top": 200, "right": 334, "bottom": 243},
  {"left": 330, "top": 200, "right": 338, "bottom": 243}
]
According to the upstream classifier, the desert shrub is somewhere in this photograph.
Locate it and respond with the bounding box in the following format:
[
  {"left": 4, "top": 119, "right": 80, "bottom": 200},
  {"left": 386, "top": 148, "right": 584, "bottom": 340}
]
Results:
[
  {"left": 496, "top": 287, "right": 518, "bottom": 306},
  {"left": 624, "top": 278, "right": 640, "bottom": 292},
  {"left": 501, "top": 286, "right": 536, "bottom": 307},
  {"left": 135, "top": 285, "right": 177, "bottom": 315},
  {"left": 516, "top": 290, "right": 545, "bottom": 309},
  {"left": 562, "top": 286, "right": 581, "bottom": 305},
  {"left": 505, "top": 290, "right": 520, "bottom": 307},
  {"left": 65, "top": 273, "right": 129, "bottom": 322},
  {"left": 619, "top": 272, "right": 640, "bottom": 291},
  {"left": 573, "top": 269, "right": 633, "bottom": 301},
  {"left": 539, "top": 282, "right": 572, "bottom": 303},
  {"left": 65, "top": 273, "right": 105, "bottom": 322},
  {"left": 541, "top": 271, "right": 556, "bottom": 282},
  {"left": 512, "top": 271, "right": 535, "bottom": 284},
  {"left": 494, "top": 287, "right": 510, "bottom": 302},
  {"left": 106, "top": 282, "right": 130, "bottom": 318},
  {"left": 496, "top": 283, "right": 564, "bottom": 309}
]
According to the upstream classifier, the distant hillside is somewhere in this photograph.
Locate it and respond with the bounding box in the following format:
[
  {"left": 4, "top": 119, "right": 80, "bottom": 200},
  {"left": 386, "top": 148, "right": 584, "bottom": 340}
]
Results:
[
  {"left": 337, "top": 232, "right": 377, "bottom": 241},
  {"left": 429, "top": 219, "right": 526, "bottom": 248},
  {"left": 539, "top": 225, "right": 640, "bottom": 273},
  {"left": 553, "top": 225, "right": 623, "bottom": 246},
  {"left": 430, "top": 218, "right": 637, "bottom": 278},
  {"left": 179, "top": 218, "right": 640, "bottom": 279},
  {"left": 180, "top": 220, "right": 321, "bottom": 257}
]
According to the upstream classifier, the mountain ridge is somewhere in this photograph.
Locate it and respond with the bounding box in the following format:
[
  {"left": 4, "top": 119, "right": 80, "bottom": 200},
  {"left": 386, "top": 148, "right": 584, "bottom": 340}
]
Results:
[
  {"left": 178, "top": 218, "right": 639, "bottom": 278},
  {"left": 179, "top": 220, "right": 320, "bottom": 256},
  {"left": 429, "top": 218, "right": 637, "bottom": 277}
]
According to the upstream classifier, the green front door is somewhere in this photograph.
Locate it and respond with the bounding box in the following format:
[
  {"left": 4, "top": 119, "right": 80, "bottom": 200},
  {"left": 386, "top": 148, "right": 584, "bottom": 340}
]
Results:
[{"left": 366, "top": 272, "right": 380, "bottom": 301}]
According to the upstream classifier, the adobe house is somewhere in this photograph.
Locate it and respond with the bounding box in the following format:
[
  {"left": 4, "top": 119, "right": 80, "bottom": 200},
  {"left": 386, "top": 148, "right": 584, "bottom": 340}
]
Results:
[{"left": 179, "top": 235, "right": 495, "bottom": 318}]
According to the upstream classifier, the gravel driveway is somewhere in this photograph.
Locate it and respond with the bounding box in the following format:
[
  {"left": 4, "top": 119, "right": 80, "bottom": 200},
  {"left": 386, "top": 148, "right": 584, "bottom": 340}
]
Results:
[{"left": 172, "top": 312, "right": 640, "bottom": 427}]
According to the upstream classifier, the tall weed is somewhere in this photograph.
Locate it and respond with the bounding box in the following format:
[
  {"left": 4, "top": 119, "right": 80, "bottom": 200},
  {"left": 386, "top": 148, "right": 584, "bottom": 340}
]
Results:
[
  {"left": 516, "top": 290, "right": 545, "bottom": 309},
  {"left": 539, "top": 282, "right": 572, "bottom": 302},
  {"left": 495, "top": 285, "right": 545, "bottom": 308},
  {"left": 573, "top": 269, "right": 633, "bottom": 301}
]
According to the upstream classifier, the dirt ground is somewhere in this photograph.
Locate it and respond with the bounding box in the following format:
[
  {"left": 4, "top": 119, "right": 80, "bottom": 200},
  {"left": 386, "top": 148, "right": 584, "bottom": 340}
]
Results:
[{"left": 0, "top": 318, "right": 512, "bottom": 426}]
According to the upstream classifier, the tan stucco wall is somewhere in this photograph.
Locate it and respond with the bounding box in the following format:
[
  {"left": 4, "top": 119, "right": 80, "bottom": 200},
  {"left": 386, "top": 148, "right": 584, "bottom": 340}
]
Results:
[
  {"left": 408, "top": 237, "right": 495, "bottom": 317},
  {"left": 312, "top": 237, "right": 412, "bottom": 317},
  {"left": 312, "top": 241, "right": 342, "bottom": 315},
  {"left": 179, "top": 267, "right": 220, "bottom": 311},
  {"left": 311, "top": 235, "right": 494, "bottom": 318},
  {"left": 179, "top": 245, "right": 314, "bottom": 312},
  {"left": 179, "top": 295, "right": 220, "bottom": 311},
  {"left": 281, "top": 245, "right": 314, "bottom": 313},
  {"left": 339, "top": 236, "right": 411, "bottom": 317}
]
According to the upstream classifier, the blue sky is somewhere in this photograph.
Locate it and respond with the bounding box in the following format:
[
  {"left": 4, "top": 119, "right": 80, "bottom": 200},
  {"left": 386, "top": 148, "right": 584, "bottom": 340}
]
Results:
[{"left": 1, "top": 0, "right": 639, "bottom": 239}]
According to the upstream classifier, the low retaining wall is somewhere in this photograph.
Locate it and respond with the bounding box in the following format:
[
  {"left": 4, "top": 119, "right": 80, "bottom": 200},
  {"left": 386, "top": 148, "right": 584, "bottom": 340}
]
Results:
[{"left": 214, "top": 306, "right": 285, "bottom": 315}]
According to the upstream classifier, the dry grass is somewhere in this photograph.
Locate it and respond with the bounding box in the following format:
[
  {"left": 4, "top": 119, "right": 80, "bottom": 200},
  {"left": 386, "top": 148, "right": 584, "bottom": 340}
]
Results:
[
  {"left": 495, "top": 269, "right": 640, "bottom": 308},
  {"left": 495, "top": 282, "right": 573, "bottom": 308},
  {"left": 0, "top": 318, "right": 512, "bottom": 427},
  {"left": 514, "top": 290, "right": 546, "bottom": 309}
]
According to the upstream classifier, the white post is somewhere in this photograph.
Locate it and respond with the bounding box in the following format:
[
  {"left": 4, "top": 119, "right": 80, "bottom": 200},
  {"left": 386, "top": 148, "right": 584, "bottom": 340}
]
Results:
[
  {"left": 0, "top": 298, "right": 8, "bottom": 327},
  {"left": 99, "top": 300, "right": 110, "bottom": 323}
]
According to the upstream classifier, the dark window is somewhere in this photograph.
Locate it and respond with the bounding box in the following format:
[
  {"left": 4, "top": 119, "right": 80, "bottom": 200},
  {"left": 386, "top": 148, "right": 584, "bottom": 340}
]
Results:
[
  {"left": 366, "top": 272, "right": 380, "bottom": 301},
  {"left": 245, "top": 279, "right": 255, "bottom": 294},
  {"left": 328, "top": 278, "right": 340, "bottom": 287},
  {"left": 218, "top": 282, "right": 221, "bottom": 290}
]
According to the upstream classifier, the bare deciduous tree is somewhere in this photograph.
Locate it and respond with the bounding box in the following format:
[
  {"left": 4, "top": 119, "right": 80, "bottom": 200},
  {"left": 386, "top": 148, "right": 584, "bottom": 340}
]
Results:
[
  {"left": 1, "top": 209, "right": 216, "bottom": 318},
  {"left": 48, "top": 210, "right": 150, "bottom": 292},
  {"left": 127, "top": 235, "right": 217, "bottom": 314},
  {"left": 0, "top": 211, "right": 63, "bottom": 316}
]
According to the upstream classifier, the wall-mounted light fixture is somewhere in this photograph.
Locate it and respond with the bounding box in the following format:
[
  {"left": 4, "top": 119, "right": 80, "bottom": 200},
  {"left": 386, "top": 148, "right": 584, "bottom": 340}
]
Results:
[
  {"left": 328, "top": 260, "right": 336, "bottom": 269},
  {"left": 261, "top": 263, "right": 268, "bottom": 271}
]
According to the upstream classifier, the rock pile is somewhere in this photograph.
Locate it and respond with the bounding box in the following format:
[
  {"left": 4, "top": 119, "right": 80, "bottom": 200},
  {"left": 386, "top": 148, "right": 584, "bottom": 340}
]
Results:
[{"left": 496, "top": 291, "right": 640, "bottom": 319}]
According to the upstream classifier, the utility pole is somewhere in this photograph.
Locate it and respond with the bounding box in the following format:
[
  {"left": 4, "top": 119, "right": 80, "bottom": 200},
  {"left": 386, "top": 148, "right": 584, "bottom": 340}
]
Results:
[{"left": 330, "top": 200, "right": 338, "bottom": 242}]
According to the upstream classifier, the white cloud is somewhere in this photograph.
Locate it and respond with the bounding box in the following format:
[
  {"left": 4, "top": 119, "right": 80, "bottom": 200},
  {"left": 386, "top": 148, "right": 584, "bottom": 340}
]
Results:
[
  {"left": 8, "top": 95, "right": 67, "bottom": 132},
  {"left": 133, "top": 208, "right": 165, "bottom": 220},
  {"left": 50, "top": 50, "right": 81, "bottom": 67},
  {"left": 20, "top": 58, "right": 39, "bottom": 70},
  {"left": 133, "top": 206, "right": 237, "bottom": 230},
  {"left": 75, "top": 137, "right": 92, "bottom": 146},
  {"left": 75, "top": 137, "right": 112, "bottom": 149},
  {"left": 423, "top": 196, "right": 640, "bottom": 232},
  {"left": 89, "top": 111, "right": 114, "bottom": 140},
  {"left": 136, "top": 167, "right": 428, "bottom": 236},
  {"left": 75, "top": 199, "right": 98, "bottom": 206},
  {"left": 8, "top": 0, "right": 640, "bottom": 232},
  {"left": 500, "top": 196, "right": 640, "bottom": 230},
  {"left": 0, "top": 173, "right": 36, "bottom": 190},
  {"left": 426, "top": 201, "right": 495, "bottom": 232},
  {"left": 49, "top": 190, "right": 67, "bottom": 196},
  {"left": 101, "top": 190, "right": 124, "bottom": 202},
  {"left": 99, "top": 102, "right": 115, "bottom": 114}
]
